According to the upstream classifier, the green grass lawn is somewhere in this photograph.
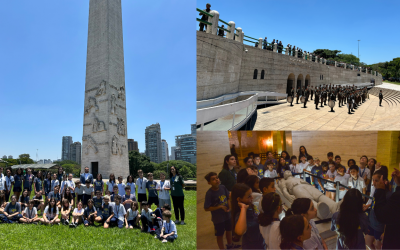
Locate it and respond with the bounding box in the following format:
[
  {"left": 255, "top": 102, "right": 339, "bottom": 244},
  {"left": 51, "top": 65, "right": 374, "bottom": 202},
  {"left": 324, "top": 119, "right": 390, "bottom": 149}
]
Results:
[
  {"left": 0, "top": 189, "right": 196, "bottom": 249},
  {"left": 383, "top": 80, "right": 400, "bottom": 85}
]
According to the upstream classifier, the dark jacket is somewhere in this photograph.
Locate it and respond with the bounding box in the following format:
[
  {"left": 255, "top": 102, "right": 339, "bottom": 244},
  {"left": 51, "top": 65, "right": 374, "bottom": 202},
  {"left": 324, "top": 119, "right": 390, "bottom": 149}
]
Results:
[{"left": 218, "top": 168, "right": 236, "bottom": 191}]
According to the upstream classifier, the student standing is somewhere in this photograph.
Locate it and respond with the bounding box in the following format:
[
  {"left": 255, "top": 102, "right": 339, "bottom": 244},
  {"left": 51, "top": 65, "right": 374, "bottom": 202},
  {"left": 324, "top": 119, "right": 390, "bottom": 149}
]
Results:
[
  {"left": 253, "top": 154, "right": 264, "bottom": 178},
  {"left": 137, "top": 169, "right": 148, "bottom": 211},
  {"left": 334, "top": 165, "right": 350, "bottom": 200},
  {"left": 256, "top": 178, "right": 276, "bottom": 213},
  {"left": 126, "top": 175, "right": 136, "bottom": 198},
  {"left": 156, "top": 172, "right": 171, "bottom": 208},
  {"left": 259, "top": 193, "right": 283, "bottom": 250},
  {"left": 33, "top": 170, "right": 44, "bottom": 197},
  {"left": 66, "top": 173, "right": 75, "bottom": 206},
  {"left": 4, "top": 168, "right": 14, "bottom": 202},
  {"left": 218, "top": 155, "right": 237, "bottom": 192},
  {"left": 106, "top": 173, "right": 116, "bottom": 194},
  {"left": 348, "top": 165, "right": 366, "bottom": 195},
  {"left": 146, "top": 173, "right": 159, "bottom": 208},
  {"left": 43, "top": 172, "right": 52, "bottom": 198},
  {"left": 13, "top": 168, "right": 24, "bottom": 200},
  {"left": 117, "top": 176, "right": 126, "bottom": 196},
  {"left": 23, "top": 168, "right": 34, "bottom": 197},
  {"left": 122, "top": 186, "right": 136, "bottom": 211},
  {"left": 280, "top": 214, "right": 312, "bottom": 250},
  {"left": 231, "top": 183, "right": 265, "bottom": 249},
  {"left": 204, "top": 172, "right": 238, "bottom": 250},
  {"left": 50, "top": 173, "right": 59, "bottom": 192},
  {"left": 82, "top": 179, "right": 94, "bottom": 208},
  {"left": 170, "top": 166, "right": 185, "bottom": 225}
]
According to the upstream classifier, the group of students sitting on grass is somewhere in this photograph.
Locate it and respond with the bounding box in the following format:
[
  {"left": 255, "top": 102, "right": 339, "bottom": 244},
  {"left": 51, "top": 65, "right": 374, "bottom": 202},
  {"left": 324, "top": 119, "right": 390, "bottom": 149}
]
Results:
[
  {"left": 0, "top": 168, "right": 181, "bottom": 243},
  {"left": 206, "top": 149, "right": 400, "bottom": 249}
]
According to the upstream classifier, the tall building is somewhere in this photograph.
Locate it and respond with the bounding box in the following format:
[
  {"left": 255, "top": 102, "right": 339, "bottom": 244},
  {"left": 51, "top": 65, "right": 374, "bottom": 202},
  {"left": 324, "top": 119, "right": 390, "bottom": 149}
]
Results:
[
  {"left": 61, "top": 136, "right": 73, "bottom": 161},
  {"left": 70, "top": 142, "right": 82, "bottom": 165},
  {"left": 174, "top": 124, "right": 197, "bottom": 164},
  {"left": 161, "top": 139, "right": 169, "bottom": 162},
  {"left": 2, "top": 155, "right": 7, "bottom": 159},
  {"left": 145, "top": 123, "right": 162, "bottom": 163},
  {"left": 128, "top": 139, "right": 139, "bottom": 152},
  {"left": 170, "top": 146, "right": 176, "bottom": 160},
  {"left": 8, "top": 155, "right": 13, "bottom": 159}
]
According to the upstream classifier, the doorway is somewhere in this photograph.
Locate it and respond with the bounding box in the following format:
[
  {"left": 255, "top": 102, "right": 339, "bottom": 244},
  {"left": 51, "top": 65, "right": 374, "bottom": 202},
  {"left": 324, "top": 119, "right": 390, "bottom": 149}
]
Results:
[{"left": 91, "top": 162, "right": 98, "bottom": 177}]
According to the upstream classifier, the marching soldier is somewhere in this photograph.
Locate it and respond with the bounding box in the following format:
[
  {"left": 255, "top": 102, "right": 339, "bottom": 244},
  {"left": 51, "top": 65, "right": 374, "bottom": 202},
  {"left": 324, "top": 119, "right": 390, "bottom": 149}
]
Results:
[
  {"left": 310, "top": 86, "right": 314, "bottom": 100},
  {"left": 303, "top": 87, "right": 309, "bottom": 108},
  {"left": 347, "top": 93, "right": 352, "bottom": 114},
  {"left": 315, "top": 88, "right": 320, "bottom": 110},
  {"left": 296, "top": 87, "right": 301, "bottom": 104},
  {"left": 379, "top": 90, "right": 383, "bottom": 106},
  {"left": 329, "top": 91, "right": 336, "bottom": 112}
]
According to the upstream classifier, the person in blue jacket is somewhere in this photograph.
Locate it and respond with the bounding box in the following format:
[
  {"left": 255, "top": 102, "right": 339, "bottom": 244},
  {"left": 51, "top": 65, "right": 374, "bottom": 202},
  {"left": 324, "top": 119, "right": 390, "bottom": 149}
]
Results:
[{"left": 80, "top": 167, "right": 93, "bottom": 184}]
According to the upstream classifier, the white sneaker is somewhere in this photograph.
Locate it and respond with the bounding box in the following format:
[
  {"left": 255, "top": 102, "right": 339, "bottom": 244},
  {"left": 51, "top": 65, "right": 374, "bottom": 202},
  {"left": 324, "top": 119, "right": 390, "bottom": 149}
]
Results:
[
  {"left": 162, "top": 239, "right": 168, "bottom": 243},
  {"left": 154, "top": 235, "right": 158, "bottom": 239}
]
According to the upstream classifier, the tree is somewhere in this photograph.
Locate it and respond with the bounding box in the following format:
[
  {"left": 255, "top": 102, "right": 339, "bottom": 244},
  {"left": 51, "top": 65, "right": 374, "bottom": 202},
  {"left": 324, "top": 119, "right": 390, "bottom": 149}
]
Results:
[
  {"left": 18, "top": 154, "right": 34, "bottom": 164},
  {"left": 313, "top": 49, "right": 341, "bottom": 59},
  {"left": 155, "top": 160, "right": 197, "bottom": 179},
  {"left": 128, "top": 151, "right": 155, "bottom": 177}
]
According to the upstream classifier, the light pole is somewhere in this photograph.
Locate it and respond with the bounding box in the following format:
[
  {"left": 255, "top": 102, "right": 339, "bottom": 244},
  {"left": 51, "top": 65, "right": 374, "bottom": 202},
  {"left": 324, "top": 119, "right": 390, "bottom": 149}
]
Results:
[{"left": 358, "top": 40, "right": 360, "bottom": 64}]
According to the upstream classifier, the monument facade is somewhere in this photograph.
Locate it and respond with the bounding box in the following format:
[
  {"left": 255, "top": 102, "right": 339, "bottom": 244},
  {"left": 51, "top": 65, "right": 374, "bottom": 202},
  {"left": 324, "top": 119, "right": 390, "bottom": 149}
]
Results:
[{"left": 81, "top": 0, "right": 129, "bottom": 178}]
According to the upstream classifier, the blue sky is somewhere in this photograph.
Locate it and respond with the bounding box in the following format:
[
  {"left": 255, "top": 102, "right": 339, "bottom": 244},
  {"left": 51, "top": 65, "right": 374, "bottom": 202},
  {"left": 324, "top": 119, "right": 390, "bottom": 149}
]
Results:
[
  {"left": 0, "top": 0, "right": 195, "bottom": 161},
  {"left": 197, "top": 0, "right": 399, "bottom": 65}
]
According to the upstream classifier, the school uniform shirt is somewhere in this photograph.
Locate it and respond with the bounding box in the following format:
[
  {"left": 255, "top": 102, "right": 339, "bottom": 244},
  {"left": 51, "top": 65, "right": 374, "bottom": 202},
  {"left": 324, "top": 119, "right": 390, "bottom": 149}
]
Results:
[
  {"left": 235, "top": 206, "right": 265, "bottom": 250},
  {"left": 255, "top": 164, "right": 264, "bottom": 178},
  {"left": 106, "top": 180, "right": 116, "bottom": 193},
  {"left": 0, "top": 175, "right": 4, "bottom": 191},
  {"left": 44, "top": 179, "right": 52, "bottom": 193},
  {"left": 113, "top": 203, "right": 126, "bottom": 221},
  {"left": 259, "top": 220, "right": 281, "bottom": 250},
  {"left": 126, "top": 208, "right": 139, "bottom": 221},
  {"left": 5, "top": 175, "right": 14, "bottom": 191},
  {"left": 32, "top": 195, "right": 43, "bottom": 207},
  {"left": 324, "top": 170, "right": 337, "bottom": 190},
  {"left": 136, "top": 177, "right": 148, "bottom": 194},
  {"left": 72, "top": 207, "right": 84, "bottom": 219},
  {"left": 347, "top": 176, "right": 366, "bottom": 194},
  {"left": 23, "top": 207, "right": 37, "bottom": 219},
  {"left": 163, "top": 220, "right": 178, "bottom": 238},
  {"left": 83, "top": 185, "right": 94, "bottom": 195},
  {"left": 316, "top": 170, "right": 328, "bottom": 187},
  {"left": 84, "top": 206, "right": 96, "bottom": 219},
  {"left": 5, "top": 202, "right": 21, "bottom": 214},
  {"left": 299, "top": 162, "right": 309, "bottom": 177},
  {"left": 13, "top": 174, "right": 23, "bottom": 188},
  {"left": 334, "top": 174, "right": 350, "bottom": 199},
  {"left": 50, "top": 179, "right": 59, "bottom": 192},
  {"left": 305, "top": 163, "right": 314, "bottom": 177},
  {"left": 303, "top": 219, "right": 323, "bottom": 250},
  {"left": 48, "top": 191, "right": 61, "bottom": 203},
  {"left": 289, "top": 164, "right": 301, "bottom": 178},
  {"left": 330, "top": 211, "right": 368, "bottom": 249},
  {"left": 263, "top": 169, "right": 278, "bottom": 178},
  {"left": 117, "top": 183, "right": 126, "bottom": 196},
  {"left": 19, "top": 195, "right": 30, "bottom": 211},
  {"left": 311, "top": 166, "right": 322, "bottom": 185},
  {"left": 126, "top": 182, "right": 136, "bottom": 195},
  {"left": 141, "top": 208, "right": 153, "bottom": 221},
  {"left": 156, "top": 180, "right": 170, "bottom": 200},
  {"left": 66, "top": 179, "right": 75, "bottom": 193},
  {"left": 44, "top": 206, "right": 59, "bottom": 219},
  {"left": 93, "top": 197, "right": 103, "bottom": 211},
  {"left": 204, "top": 185, "right": 230, "bottom": 224},
  {"left": 34, "top": 177, "right": 43, "bottom": 192},
  {"left": 101, "top": 203, "right": 114, "bottom": 218},
  {"left": 60, "top": 180, "right": 68, "bottom": 194},
  {"left": 94, "top": 180, "right": 104, "bottom": 192},
  {"left": 23, "top": 174, "right": 34, "bottom": 189},
  {"left": 146, "top": 181, "right": 158, "bottom": 197},
  {"left": 122, "top": 194, "right": 136, "bottom": 211},
  {"left": 75, "top": 186, "right": 84, "bottom": 195},
  {"left": 358, "top": 166, "right": 371, "bottom": 181}
]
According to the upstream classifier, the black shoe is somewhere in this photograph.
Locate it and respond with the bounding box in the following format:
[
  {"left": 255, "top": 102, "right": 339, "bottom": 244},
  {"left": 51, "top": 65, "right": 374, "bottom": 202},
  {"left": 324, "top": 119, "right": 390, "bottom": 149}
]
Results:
[{"left": 227, "top": 243, "right": 241, "bottom": 249}]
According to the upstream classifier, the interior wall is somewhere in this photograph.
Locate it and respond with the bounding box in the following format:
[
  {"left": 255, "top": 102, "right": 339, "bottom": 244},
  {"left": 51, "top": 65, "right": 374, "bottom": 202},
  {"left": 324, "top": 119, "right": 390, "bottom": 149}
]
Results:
[
  {"left": 197, "top": 131, "right": 231, "bottom": 250},
  {"left": 291, "top": 131, "right": 378, "bottom": 165}
]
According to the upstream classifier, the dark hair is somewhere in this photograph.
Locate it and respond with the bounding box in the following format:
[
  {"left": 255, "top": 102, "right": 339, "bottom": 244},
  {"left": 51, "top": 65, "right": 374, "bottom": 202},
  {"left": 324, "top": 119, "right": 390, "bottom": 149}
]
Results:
[
  {"left": 281, "top": 151, "right": 290, "bottom": 160},
  {"left": 349, "top": 165, "right": 359, "bottom": 173},
  {"left": 373, "top": 168, "right": 389, "bottom": 192},
  {"left": 253, "top": 154, "right": 260, "bottom": 158},
  {"left": 96, "top": 173, "right": 102, "bottom": 180},
  {"left": 204, "top": 172, "right": 217, "bottom": 182},
  {"left": 109, "top": 173, "right": 116, "bottom": 182},
  {"left": 347, "top": 159, "right": 356, "bottom": 167},
  {"left": 48, "top": 197, "right": 57, "bottom": 213},
  {"left": 231, "top": 183, "right": 252, "bottom": 229},
  {"left": 85, "top": 179, "right": 91, "bottom": 184},
  {"left": 223, "top": 155, "right": 235, "bottom": 170},
  {"left": 243, "top": 157, "right": 252, "bottom": 165},
  {"left": 335, "top": 155, "right": 341, "bottom": 160},
  {"left": 115, "top": 195, "right": 122, "bottom": 201},
  {"left": 291, "top": 155, "right": 297, "bottom": 160},
  {"left": 327, "top": 152, "right": 333, "bottom": 157},
  {"left": 265, "top": 160, "right": 274, "bottom": 167},
  {"left": 62, "top": 198, "right": 70, "bottom": 210},
  {"left": 321, "top": 161, "right": 329, "bottom": 168},
  {"left": 141, "top": 201, "right": 148, "bottom": 206},
  {"left": 162, "top": 203, "right": 171, "bottom": 211},
  {"left": 266, "top": 151, "right": 273, "bottom": 158},
  {"left": 337, "top": 189, "right": 364, "bottom": 249},
  {"left": 286, "top": 198, "right": 312, "bottom": 216},
  {"left": 36, "top": 170, "right": 44, "bottom": 181},
  {"left": 306, "top": 155, "right": 313, "bottom": 161},
  {"left": 169, "top": 166, "right": 181, "bottom": 179},
  {"left": 259, "top": 192, "right": 281, "bottom": 227},
  {"left": 368, "top": 158, "right": 377, "bottom": 174},
  {"left": 280, "top": 214, "right": 306, "bottom": 249},
  {"left": 298, "top": 146, "right": 308, "bottom": 159},
  {"left": 248, "top": 152, "right": 255, "bottom": 158},
  {"left": 127, "top": 175, "right": 134, "bottom": 183},
  {"left": 259, "top": 178, "right": 274, "bottom": 192},
  {"left": 236, "top": 169, "right": 249, "bottom": 184},
  {"left": 16, "top": 168, "right": 23, "bottom": 176},
  {"left": 328, "top": 162, "right": 336, "bottom": 168},
  {"left": 360, "top": 155, "right": 368, "bottom": 162},
  {"left": 124, "top": 186, "right": 131, "bottom": 190},
  {"left": 0, "top": 190, "right": 5, "bottom": 206},
  {"left": 244, "top": 175, "right": 260, "bottom": 193}
]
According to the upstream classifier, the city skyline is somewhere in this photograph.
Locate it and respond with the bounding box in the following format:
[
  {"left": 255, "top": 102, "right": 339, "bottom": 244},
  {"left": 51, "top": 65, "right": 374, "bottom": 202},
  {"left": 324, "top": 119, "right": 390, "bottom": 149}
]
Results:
[{"left": 0, "top": 1, "right": 195, "bottom": 160}]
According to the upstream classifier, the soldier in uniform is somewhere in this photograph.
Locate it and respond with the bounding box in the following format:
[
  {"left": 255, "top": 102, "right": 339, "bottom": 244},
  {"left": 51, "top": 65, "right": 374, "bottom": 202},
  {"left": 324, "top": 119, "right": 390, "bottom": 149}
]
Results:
[
  {"left": 292, "top": 46, "right": 296, "bottom": 56},
  {"left": 296, "top": 87, "right": 301, "bottom": 104},
  {"left": 329, "top": 91, "right": 336, "bottom": 112},
  {"left": 199, "top": 3, "right": 211, "bottom": 32},
  {"left": 310, "top": 86, "right": 314, "bottom": 100},
  {"left": 347, "top": 93, "right": 353, "bottom": 114},
  {"left": 315, "top": 88, "right": 320, "bottom": 110},
  {"left": 323, "top": 88, "right": 328, "bottom": 106},
  {"left": 338, "top": 91, "right": 342, "bottom": 108},
  {"left": 290, "top": 87, "right": 295, "bottom": 106},
  {"left": 303, "top": 87, "right": 309, "bottom": 108},
  {"left": 263, "top": 37, "right": 268, "bottom": 50},
  {"left": 320, "top": 88, "right": 325, "bottom": 108},
  {"left": 379, "top": 90, "right": 383, "bottom": 106},
  {"left": 288, "top": 44, "right": 292, "bottom": 55}
]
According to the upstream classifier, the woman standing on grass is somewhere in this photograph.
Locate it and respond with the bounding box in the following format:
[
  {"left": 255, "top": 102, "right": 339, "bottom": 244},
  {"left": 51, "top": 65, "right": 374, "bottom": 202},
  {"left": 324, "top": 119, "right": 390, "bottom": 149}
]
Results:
[
  {"left": 107, "top": 173, "right": 116, "bottom": 195},
  {"left": 33, "top": 171, "right": 44, "bottom": 197},
  {"left": 170, "top": 166, "right": 185, "bottom": 225}
]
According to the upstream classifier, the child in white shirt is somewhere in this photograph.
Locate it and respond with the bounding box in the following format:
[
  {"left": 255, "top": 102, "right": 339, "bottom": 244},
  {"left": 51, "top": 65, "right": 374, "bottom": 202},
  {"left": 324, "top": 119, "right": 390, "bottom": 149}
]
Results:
[{"left": 348, "top": 165, "right": 366, "bottom": 195}]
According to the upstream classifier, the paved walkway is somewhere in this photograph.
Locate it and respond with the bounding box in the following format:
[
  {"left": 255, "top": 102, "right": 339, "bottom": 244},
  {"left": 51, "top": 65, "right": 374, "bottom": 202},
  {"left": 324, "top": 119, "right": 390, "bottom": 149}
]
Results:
[
  {"left": 377, "top": 82, "right": 400, "bottom": 91},
  {"left": 253, "top": 92, "right": 399, "bottom": 130}
]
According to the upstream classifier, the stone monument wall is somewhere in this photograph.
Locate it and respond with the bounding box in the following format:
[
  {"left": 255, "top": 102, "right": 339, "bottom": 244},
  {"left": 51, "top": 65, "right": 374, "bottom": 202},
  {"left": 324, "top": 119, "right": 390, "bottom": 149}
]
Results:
[{"left": 197, "top": 31, "right": 382, "bottom": 101}]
